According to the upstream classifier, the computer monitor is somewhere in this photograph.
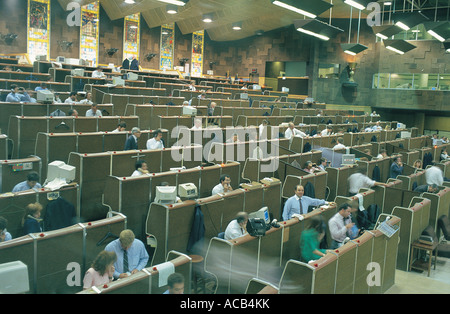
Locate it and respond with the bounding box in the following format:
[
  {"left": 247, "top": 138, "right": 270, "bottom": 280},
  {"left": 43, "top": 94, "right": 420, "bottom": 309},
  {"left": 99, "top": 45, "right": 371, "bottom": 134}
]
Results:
[
  {"left": 112, "top": 76, "right": 125, "bottom": 86},
  {"left": 127, "top": 72, "right": 139, "bottom": 81},
  {"left": 46, "top": 161, "right": 76, "bottom": 183},
  {"left": 178, "top": 183, "right": 198, "bottom": 198},
  {"left": 182, "top": 106, "right": 197, "bottom": 116},
  {"left": 249, "top": 207, "right": 270, "bottom": 224},
  {"left": 155, "top": 186, "right": 177, "bottom": 204},
  {"left": 240, "top": 93, "right": 248, "bottom": 100},
  {"left": 0, "top": 261, "right": 29, "bottom": 294},
  {"left": 342, "top": 154, "right": 355, "bottom": 166},
  {"left": 37, "top": 90, "right": 54, "bottom": 103},
  {"left": 71, "top": 68, "right": 85, "bottom": 77},
  {"left": 56, "top": 56, "right": 66, "bottom": 63}
]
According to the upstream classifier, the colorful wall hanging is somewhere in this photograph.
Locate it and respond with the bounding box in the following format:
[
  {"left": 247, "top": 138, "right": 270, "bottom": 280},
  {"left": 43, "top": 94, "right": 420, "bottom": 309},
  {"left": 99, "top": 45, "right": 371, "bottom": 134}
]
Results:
[
  {"left": 191, "top": 30, "right": 204, "bottom": 77},
  {"left": 80, "top": 2, "right": 99, "bottom": 67},
  {"left": 160, "top": 23, "right": 175, "bottom": 70},
  {"left": 27, "top": 0, "right": 51, "bottom": 63},
  {"left": 123, "top": 13, "right": 140, "bottom": 61}
]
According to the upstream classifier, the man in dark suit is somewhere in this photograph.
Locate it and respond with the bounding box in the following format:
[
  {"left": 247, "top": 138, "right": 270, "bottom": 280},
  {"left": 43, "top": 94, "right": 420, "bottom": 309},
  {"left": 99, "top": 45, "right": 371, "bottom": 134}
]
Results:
[
  {"left": 124, "top": 127, "right": 141, "bottom": 150},
  {"left": 122, "top": 56, "right": 139, "bottom": 71}
]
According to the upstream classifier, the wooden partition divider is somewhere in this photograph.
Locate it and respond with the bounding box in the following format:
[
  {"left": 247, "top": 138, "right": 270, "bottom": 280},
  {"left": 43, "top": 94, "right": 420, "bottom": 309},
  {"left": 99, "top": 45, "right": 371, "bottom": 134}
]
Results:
[
  {"left": 0, "top": 213, "right": 126, "bottom": 294},
  {"left": 0, "top": 156, "right": 42, "bottom": 193},
  {"left": 392, "top": 197, "right": 431, "bottom": 271},
  {"left": 8, "top": 116, "right": 139, "bottom": 158}
]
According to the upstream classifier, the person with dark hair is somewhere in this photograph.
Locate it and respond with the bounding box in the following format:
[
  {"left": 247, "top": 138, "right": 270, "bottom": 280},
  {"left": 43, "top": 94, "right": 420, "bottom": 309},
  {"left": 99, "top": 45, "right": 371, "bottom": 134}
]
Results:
[
  {"left": 85, "top": 103, "right": 102, "bottom": 117},
  {"left": 282, "top": 185, "right": 333, "bottom": 221},
  {"left": 212, "top": 174, "right": 233, "bottom": 195},
  {"left": 6, "top": 84, "right": 21, "bottom": 102},
  {"left": 328, "top": 203, "right": 356, "bottom": 249},
  {"left": 224, "top": 212, "right": 248, "bottom": 240},
  {"left": 12, "top": 172, "right": 42, "bottom": 193},
  {"left": 0, "top": 216, "right": 12, "bottom": 242},
  {"left": 389, "top": 156, "right": 404, "bottom": 179},
  {"left": 163, "top": 273, "right": 185, "bottom": 294},
  {"left": 83, "top": 250, "right": 117, "bottom": 290},
  {"left": 22, "top": 202, "right": 43, "bottom": 235},
  {"left": 300, "top": 215, "right": 331, "bottom": 262},
  {"left": 67, "top": 109, "right": 78, "bottom": 117},
  {"left": 64, "top": 91, "right": 78, "bottom": 104},
  {"left": 91, "top": 67, "right": 106, "bottom": 78},
  {"left": 79, "top": 92, "right": 93, "bottom": 105},
  {"left": 131, "top": 160, "right": 149, "bottom": 177},
  {"left": 318, "top": 157, "right": 328, "bottom": 171},
  {"left": 112, "top": 122, "right": 127, "bottom": 133},
  {"left": 303, "top": 160, "right": 320, "bottom": 174},
  {"left": 146, "top": 129, "right": 164, "bottom": 150}
]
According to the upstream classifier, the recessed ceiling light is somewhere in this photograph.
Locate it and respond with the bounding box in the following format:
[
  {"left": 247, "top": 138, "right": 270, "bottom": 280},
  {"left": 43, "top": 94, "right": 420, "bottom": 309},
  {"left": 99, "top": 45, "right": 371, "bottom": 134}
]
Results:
[
  {"left": 158, "top": 0, "right": 186, "bottom": 6},
  {"left": 124, "top": 0, "right": 135, "bottom": 4}
]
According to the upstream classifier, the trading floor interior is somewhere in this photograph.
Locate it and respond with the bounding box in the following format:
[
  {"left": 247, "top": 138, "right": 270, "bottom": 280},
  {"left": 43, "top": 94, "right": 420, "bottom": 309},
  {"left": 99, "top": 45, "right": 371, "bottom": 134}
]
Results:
[{"left": 0, "top": 0, "right": 449, "bottom": 295}]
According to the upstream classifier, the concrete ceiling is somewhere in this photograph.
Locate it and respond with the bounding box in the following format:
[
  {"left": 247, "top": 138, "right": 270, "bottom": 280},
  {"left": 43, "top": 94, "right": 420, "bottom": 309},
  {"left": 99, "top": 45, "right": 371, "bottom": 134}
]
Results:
[{"left": 58, "top": 0, "right": 450, "bottom": 41}]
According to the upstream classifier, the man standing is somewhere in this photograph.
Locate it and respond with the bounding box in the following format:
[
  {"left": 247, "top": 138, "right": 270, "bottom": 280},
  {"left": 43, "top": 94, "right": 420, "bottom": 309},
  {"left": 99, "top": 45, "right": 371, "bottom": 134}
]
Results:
[
  {"left": 328, "top": 203, "right": 356, "bottom": 249},
  {"left": 124, "top": 127, "right": 141, "bottom": 150},
  {"left": 348, "top": 169, "right": 388, "bottom": 196},
  {"left": 282, "top": 185, "right": 334, "bottom": 221},
  {"left": 284, "top": 122, "right": 307, "bottom": 140},
  {"left": 105, "top": 229, "right": 149, "bottom": 279},
  {"left": 389, "top": 156, "right": 404, "bottom": 179}
]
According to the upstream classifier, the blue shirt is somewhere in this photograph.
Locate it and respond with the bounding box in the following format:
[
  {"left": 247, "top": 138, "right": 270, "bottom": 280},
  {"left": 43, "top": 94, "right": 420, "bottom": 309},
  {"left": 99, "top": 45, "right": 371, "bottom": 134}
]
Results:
[
  {"left": 282, "top": 195, "right": 326, "bottom": 221},
  {"left": 389, "top": 162, "right": 403, "bottom": 179},
  {"left": 6, "top": 92, "right": 21, "bottom": 102},
  {"left": 105, "top": 238, "right": 149, "bottom": 278},
  {"left": 12, "top": 181, "right": 42, "bottom": 193}
]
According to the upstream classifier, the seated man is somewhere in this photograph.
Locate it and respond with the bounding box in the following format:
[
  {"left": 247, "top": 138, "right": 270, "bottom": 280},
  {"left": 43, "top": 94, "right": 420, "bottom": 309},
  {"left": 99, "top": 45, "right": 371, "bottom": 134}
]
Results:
[
  {"left": 91, "top": 67, "right": 106, "bottom": 78},
  {"left": 191, "top": 118, "right": 202, "bottom": 130},
  {"left": 163, "top": 273, "right": 185, "bottom": 294},
  {"left": 17, "top": 87, "right": 36, "bottom": 103},
  {"left": 12, "top": 172, "right": 42, "bottom": 193},
  {"left": 5, "top": 84, "right": 21, "bottom": 102},
  {"left": 320, "top": 125, "right": 333, "bottom": 136},
  {"left": 332, "top": 137, "right": 346, "bottom": 150},
  {"left": 35, "top": 82, "right": 48, "bottom": 92},
  {"left": 105, "top": 229, "right": 149, "bottom": 279},
  {"left": 0, "top": 216, "right": 12, "bottom": 242},
  {"left": 389, "top": 156, "right": 404, "bottom": 179},
  {"left": 376, "top": 149, "right": 388, "bottom": 159},
  {"left": 212, "top": 174, "right": 233, "bottom": 195},
  {"left": 146, "top": 129, "right": 164, "bottom": 150},
  {"left": 224, "top": 212, "right": 249, "bottom": 240},
  {"left": 79, "top": 92, "right": 93, "bottom": 105},
  {"left": 64, "top": 91, "right": 78, "bottom": 104},
  {"left": 67, "top": 109, "right": 79, "bottom": 117},
  {"left": 425, "top": 165, "right": 445, "bottom": 186},
  {"left": 284, "top": 122, "right": 307, "bottom": 140},
  {"left": 85, "top": 103, "right": 102, "bottom": 117},
  {"left": 413, "top": 183, "right": 438, "bottom": 194},
  {"left": 328, "top": 203, "right": 357, "bottom": 249},
  {"left": 112, "top": 122, "right": 127, "bottom": 133},
  {"left": 131, "top": 160, "right": 149, "bottom": 177},
  {"left": 282, "top": 185, "right": 334, "bottom": 221}
]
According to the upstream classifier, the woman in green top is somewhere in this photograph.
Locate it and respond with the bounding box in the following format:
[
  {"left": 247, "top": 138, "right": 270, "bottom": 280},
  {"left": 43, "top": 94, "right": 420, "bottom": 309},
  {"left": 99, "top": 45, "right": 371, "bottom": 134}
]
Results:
[{"left": 300, "top": 215, "right": 328, "bottom": 262}]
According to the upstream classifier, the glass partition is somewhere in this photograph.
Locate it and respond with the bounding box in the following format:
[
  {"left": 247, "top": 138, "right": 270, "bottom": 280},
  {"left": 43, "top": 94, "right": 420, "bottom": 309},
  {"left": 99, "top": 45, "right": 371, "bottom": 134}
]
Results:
[{"left": 373, "top": 73, "right": 450, "bottom": 91}]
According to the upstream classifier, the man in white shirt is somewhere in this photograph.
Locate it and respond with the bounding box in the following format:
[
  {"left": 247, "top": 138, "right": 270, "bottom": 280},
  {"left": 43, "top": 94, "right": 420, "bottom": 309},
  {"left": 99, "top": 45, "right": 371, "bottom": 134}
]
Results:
[
  {"left": 191, "top": 118, "right": 202, "bottom": 130},
  {"left": 188, "top": 81, "right": 196, "bottom": 91},
  {"left": 79, "top": 92, "right": 93, "bottom": 105},
  {"left": 320, "top": 125, "right": 333, "bottom": 136},
  {"left": 285, "top": 122, "right": 307, "bottom": 140},
  {"left": 425, "top": 166, "right": 444, "bottom": 186},
  {"left": 224, "top": 212, "right": 249, "bottom": 240},
  {"left": 212, "top": 174, "right": 233, "bottom": 195},
  {"left": 146, "top": 130, "right": 164, "bottom": 150},
  {"left": 111, "top": 122, "right": 127, "bottom": 133},
  {"left": 92, "top": 67, "right": 106, "bottom": 78},
  {"left": 64, "top": 91, "right": 78, "bottom": 104},
  {"left": 348, "top": 170, "right": 387, "bottom": 196},
  {"left": 376, "top": 149, "right": 388, "bottom": 159},
  {"left": 85, "top": 103, "right": 102, "bottom": 117},
  {"left": 372, "top": 121, "right": 382, "bottom": 131},
  {"left": 328, "top": 203, "right": 356, "bottom": 249},
  {"left": 332, "top": 137, "right": 346, "bottom": 150}
]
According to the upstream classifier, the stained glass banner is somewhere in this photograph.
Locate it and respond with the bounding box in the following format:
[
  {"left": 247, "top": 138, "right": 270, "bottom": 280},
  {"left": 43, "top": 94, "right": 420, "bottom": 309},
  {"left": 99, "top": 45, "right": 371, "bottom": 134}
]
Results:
[
  {"left": 160, "top": 23, "right": 175, "bottom": 70},
  {"left": 27, "top": 0, "right": 51, "bottom": 63},
  {"left": 191, "top": 30, "right": 204, "bottom": 77},
  {"left": 123, "top": 13, "right": 140, "bottom": 61},
  {"left": 80, "top": 2, "right": 99, "bottom": 67}
]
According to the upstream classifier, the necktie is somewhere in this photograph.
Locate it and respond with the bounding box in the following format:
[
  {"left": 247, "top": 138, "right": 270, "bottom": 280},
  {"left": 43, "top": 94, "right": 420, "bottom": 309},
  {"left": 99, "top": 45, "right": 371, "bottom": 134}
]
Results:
[
  {"left": 299, "top": 198, "right": 304, "bottom": 215},
  {"left": 123, "top": 249, "right": 129, "bottom": 273}
]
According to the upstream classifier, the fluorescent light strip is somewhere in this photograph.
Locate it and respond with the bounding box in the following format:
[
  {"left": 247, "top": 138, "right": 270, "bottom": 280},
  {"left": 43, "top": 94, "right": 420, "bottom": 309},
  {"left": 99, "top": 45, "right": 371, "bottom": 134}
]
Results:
[
  {"left": 203, "top": 18, "right": 212, "bottom": 23},
  {"left": 273, "top": 1, "right": 316, "bottom": 19},
  {"left": 297, "top": 28, "right": 329, "bottom": 41},
  {"left": 376, "top": 33, "right": 388, "bottom": 40},
  {"left": 395, "top": 22, "right": 410, "bottom": 31},
  {"left": 427, "top": 30, "right": 446, "bottom": 42},
  {"left": 158, "top": 0, "right": 186, "bottom": 6},
  {"left": 384, "top": 2, "right": 392, "bottom": 5},
  {"left": 386, "top": 46, "right": 405, "bottom": 54},
  {"left": 344, "top": 0, "right": 366, "bottom": 10},
  {"left": 344, "top": 50, "right": 357, "bottom": 56}
]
